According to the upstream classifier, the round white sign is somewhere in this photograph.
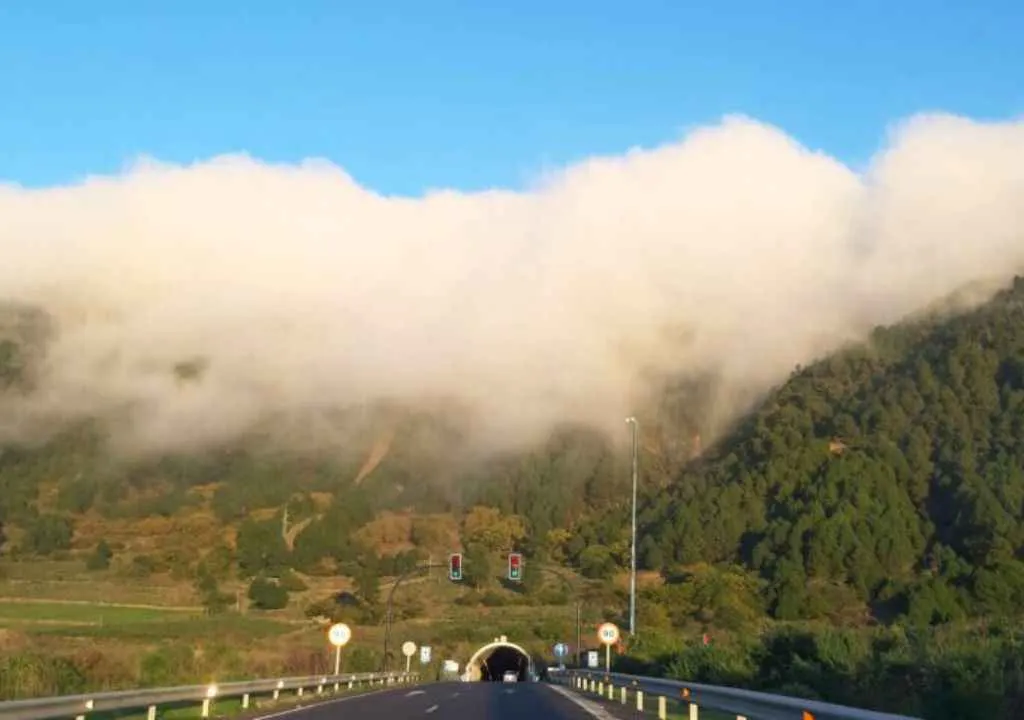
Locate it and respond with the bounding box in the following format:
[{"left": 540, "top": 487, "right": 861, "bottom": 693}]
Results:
[
  {"left": 597, "top": 622, "right": 620, "bottom": 646},
  {"left": 401, "top": 641, "right": 417, "bottom": 658},
  {"left": 327, "top": 622, "right": 352, "bottom": 648}
]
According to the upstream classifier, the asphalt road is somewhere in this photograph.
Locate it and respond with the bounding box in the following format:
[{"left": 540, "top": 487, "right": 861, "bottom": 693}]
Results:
[{"left": 253, "top": 682, "right": 623, "bottom": 720}]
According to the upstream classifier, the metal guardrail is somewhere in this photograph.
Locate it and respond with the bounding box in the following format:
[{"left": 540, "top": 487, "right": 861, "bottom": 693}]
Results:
[
  {"left": 561, "top": 670, "right": 923, "bottom": 720},
  {"left": 0, "top": 671, "right": 418, "bottom": 720}
]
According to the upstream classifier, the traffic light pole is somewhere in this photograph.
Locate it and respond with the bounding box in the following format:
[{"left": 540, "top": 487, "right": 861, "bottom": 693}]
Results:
[
  {"left": 576, "top": 600, "right": 582, "bottom": 670},
  {"left": 527, "top": 564, "right": 585, "bottom": 668},
  {"left": 382, "top": 557, "right": 585, "bottom": 671},
  {"left": 382, "top": 562, "right": 447, "bottom": 671}
]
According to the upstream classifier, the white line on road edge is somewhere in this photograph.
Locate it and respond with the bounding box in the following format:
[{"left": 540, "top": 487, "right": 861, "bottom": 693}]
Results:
[
  {"left": 407, "top": 690, "right": 427, "bottom": 696},
  {"left": 546, "top": 683, "right": 620, "bottom": 720},
  {"left": 250, "top": 686, "right": 405, "bottom": 720}
]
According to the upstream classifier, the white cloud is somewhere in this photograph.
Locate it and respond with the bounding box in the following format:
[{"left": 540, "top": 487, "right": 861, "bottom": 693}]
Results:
[{"left": 0, "top": 112, "right": 1022, "bottom": 455}]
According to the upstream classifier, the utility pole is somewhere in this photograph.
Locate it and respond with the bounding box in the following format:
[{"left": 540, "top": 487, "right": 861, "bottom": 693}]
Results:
[
  {"left": 626, "top": 416, "right": 639, "bottom": 637},
  {"left": 576, "top": 601, "right": 582, "bottom": 668}
]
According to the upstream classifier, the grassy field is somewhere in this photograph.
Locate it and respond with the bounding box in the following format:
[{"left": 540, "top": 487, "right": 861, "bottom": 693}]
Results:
[
  {"left": 0, "top": 560, "right": 200, "bottom": 607},
  {"left": 0, "top": 556, "right": 598, "bottom": 641},
  {"left": 0, "top": 600, "right": 195, "bottom": 624},
  {"left": 0, "top": 596, "right": 300, "bottom": 655},
  {"left": 0, "top": 555, "right": 618, "bottom": 703}
]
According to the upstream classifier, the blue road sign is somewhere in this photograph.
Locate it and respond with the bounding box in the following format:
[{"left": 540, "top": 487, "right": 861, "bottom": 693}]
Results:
[{"left": 553, "top": 642, "right": 569, "bottom": 658}]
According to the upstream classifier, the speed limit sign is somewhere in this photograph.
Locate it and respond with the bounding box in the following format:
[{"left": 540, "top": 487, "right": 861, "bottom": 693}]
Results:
[{"left": 597, "top": 622, "right": 620, "bottom": 646}]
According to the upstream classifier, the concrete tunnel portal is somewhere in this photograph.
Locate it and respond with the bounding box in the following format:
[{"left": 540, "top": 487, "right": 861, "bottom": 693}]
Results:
[{"left": 465, "top": 637, "right": 533, "bottom": 682}]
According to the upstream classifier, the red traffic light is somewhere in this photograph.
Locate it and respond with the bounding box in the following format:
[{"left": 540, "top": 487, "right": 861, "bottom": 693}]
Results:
[
  {"left": 508, "top": 552, "right": 522, "bottom": 581},
  {"left": 448, "top": 552, "right": 463, "bottom": 581}
]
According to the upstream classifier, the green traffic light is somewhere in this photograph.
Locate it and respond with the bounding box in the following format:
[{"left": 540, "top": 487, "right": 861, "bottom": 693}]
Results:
[{"left": 508, "top": 553, "right": 522, "bottom": 581}]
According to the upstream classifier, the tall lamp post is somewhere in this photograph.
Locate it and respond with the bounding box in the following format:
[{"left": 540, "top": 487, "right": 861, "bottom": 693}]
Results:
[{"left": 625, "top": 416, "right": 639, "bottom": 637}]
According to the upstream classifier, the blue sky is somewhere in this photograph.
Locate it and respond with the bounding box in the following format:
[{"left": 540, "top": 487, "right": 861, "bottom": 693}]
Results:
[{"left": 1, "top": 1, "right": 1021, "bottom": 196}]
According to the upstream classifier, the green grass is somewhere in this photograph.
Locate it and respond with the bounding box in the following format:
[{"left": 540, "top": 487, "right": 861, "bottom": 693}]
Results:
[
  {"left": 0, "top": 600, "right": 193, "bottom": 624},
  {"left": 24, "top": 613, "right": 297, "bottom": 641},
  {"left": 0, "top": 559, "right": 202, "bottom": 607},
  {"left": 0, "top": 580, "right": 197, "bottom": 607},
  {"left": 0, "top": 558, "right": 596, "bottom": 670},
  {"left": 0, "top": 560, "right": 88, "bottom": 580},
  {"left": 0, "top": 597, "right": 298, "bottom": 642}
]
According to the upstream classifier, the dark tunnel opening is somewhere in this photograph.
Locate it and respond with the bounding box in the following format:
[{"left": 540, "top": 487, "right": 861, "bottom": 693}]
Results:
[{"left": 479, "top": 645, "right": 530, "bottom": 682}]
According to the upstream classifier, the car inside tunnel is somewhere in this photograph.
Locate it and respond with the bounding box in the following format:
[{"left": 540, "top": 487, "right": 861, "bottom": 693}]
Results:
[{"left": 478, "top": 644, "right": 529, "bottom": 682}]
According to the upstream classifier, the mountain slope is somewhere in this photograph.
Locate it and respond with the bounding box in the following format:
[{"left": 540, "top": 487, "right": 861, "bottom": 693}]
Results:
[{"left": 642, "top": 276, "right": 1024, "bottom": 624}]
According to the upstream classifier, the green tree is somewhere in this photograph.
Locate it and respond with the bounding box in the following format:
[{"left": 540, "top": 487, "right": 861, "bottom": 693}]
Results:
[
  {"left": 464, "top": 544, "right": 492, "bottom": 588},
  {"left": 195, "top": 564, "right": 234, "bottom": 614},
  {"left": 247, "top": 577, "right": 288, "bottom": 610},
  {"left": 353, "top": 555, "right": 383, "bottom": 623},
  {"left": 354, "top": 556, "right": 381, "bottom": 605},
  {"left": 202, "top": 543, "right": 234, "bottom": 580},
  {"left": 639, "top": 535, "right": 664, "bottom": 570},
  {"left": 235, "top": 518, "right": 289, "bottom": 578},
  {"left": 638, "top": 276, "right": 1024, "bottom": 623},
  {"left": 518, "top": 555, "right": 542, "bottom": 597},
  {"left": 21, "top": 515, "right": 73, "bottom": 556},
  {"left": 578, "top": 545, "right": 615, "bottom": 579},
  {"left": 85, "top": 539, "right": 113, "bottom": 570}
]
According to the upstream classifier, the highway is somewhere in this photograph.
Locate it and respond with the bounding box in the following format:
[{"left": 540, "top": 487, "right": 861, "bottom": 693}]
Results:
[{"left": 252, "top": 682, "right": 621, "bottom": 720}]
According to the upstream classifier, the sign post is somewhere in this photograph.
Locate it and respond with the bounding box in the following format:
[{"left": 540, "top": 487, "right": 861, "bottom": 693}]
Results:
[
  {"left": 597, "top": 622, "right": 620, "bottom": 674},
  {"left": 327, "top": 622, "right": 352, "bottom": 676},
  {"left": 402, "top": 641, "right": 417, "bottom": 674},
  {"left": 553, "top": 642, "right": 569, "bottom": 669}
]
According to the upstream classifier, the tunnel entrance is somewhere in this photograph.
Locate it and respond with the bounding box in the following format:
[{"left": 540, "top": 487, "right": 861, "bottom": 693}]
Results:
[
  {"left": 480, "top": 645, "right": 529, "bottom": 681},
  {"left": 465, "top": 639, "right": 532, "bottom": 682}
]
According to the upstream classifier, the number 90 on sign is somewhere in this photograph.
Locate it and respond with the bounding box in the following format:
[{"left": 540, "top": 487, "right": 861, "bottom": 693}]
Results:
[
  {"left": 328, "top": 623, "right": 352, "bottom": 648},
  {"left": 597, "top": 622, "right": 620, "bottom": 646}
]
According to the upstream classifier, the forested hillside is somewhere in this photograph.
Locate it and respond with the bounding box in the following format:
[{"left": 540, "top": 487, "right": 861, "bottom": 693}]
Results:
[{"left": 640, "top": 275, "right": 1024, "bottom": 625}]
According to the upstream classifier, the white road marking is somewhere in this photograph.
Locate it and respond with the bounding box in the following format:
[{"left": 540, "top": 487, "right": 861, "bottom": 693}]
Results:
[
  {"left": 426, "top": 704, "right": 440, "bottom": 713},
  {"left": 546, "top": 683, "right": 619, "bottom": 720},
  {"left": 406, "top": 690, "right": 426, "bottom": 696},
  {"left": 250, "top": 686, "right": 399, "bottom": 720}
]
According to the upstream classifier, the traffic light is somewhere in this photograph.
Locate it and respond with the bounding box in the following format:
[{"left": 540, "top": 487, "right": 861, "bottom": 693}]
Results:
[
  {"left": 508, "top": 552, "right": 523, "bottom": 581},
  {"left": 448, "top": 552, "right": 463, "bottom": 581}
]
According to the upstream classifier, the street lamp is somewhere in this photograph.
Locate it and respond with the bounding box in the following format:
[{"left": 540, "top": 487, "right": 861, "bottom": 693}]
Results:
[{"left": 625, "top": 416, "right": 639, "bottom": 636}]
